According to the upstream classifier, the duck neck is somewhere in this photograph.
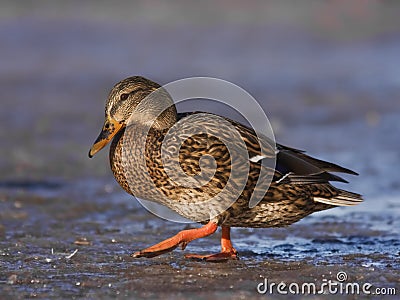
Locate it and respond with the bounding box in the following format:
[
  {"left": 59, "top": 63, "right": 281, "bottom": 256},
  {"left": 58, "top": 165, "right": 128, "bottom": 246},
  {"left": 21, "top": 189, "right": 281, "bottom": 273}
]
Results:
[
  {"left": 152, "top": 105, "right": 178, "bottom": 130},
  {"left": 127, "top": 105, "right": 178, "bottom": 131}
]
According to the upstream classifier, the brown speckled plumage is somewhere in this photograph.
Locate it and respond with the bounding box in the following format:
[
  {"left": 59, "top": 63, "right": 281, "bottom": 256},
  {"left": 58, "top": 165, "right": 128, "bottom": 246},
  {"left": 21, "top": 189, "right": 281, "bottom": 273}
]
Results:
[{"left": 89, "top": 76, "right": 363, "bottom": 261}]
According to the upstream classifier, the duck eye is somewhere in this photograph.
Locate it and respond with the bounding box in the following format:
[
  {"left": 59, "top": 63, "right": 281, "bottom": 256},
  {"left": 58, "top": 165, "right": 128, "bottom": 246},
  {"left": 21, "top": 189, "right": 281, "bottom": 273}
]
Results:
[{"left": 120, "top": 93, "right": 129, "bottom": 101}]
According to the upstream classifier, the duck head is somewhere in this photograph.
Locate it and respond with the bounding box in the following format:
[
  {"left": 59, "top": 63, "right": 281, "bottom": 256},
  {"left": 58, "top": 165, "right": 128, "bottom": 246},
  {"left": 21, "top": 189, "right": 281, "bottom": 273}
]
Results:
[{"left": 89, "top": 76, "right": 177, "bottom": 158}]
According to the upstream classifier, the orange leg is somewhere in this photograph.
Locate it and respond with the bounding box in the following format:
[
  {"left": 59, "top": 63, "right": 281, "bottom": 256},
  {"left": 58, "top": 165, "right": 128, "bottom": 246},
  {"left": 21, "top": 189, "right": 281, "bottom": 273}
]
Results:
[
  {"left": 185, "top": 226, "right": 238, "bottom": 262},
  {"left": 131, "top": 221, "right": 218, "bottom": 258}
]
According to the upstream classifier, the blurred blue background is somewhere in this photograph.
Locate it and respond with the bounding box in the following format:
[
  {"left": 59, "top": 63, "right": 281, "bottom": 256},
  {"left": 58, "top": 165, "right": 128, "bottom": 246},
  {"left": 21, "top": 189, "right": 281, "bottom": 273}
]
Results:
[{"left": 1, "top": 0, "right": 399, "bottom": 212}]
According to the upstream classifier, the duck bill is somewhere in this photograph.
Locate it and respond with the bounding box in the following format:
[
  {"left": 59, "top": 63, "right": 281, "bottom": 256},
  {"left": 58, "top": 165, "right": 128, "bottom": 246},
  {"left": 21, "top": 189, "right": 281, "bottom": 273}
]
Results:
[{"left": 89, "top": 117, "right": 123, "bottom": 158}]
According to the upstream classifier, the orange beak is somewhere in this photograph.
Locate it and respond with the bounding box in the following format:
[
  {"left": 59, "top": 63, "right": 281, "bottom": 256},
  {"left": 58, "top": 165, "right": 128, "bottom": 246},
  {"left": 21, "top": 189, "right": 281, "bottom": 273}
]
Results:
[{"left": 89, "top": 117, "right": 123, "bottom": 158}]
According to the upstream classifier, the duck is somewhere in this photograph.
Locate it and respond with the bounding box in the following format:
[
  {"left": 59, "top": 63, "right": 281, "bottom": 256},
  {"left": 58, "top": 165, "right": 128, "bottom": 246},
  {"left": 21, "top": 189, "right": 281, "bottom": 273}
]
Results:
[{"left": 89, "top": 76, "right": 362, "bottom": 261}]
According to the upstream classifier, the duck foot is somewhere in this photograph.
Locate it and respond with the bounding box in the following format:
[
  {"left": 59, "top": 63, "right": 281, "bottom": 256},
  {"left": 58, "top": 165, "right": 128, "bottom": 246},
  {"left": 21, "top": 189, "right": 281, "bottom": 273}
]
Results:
[
  {"left": 131, "top": 221, "right": 218, "bottom": 258},
  {"left": 185, "top": 250, "right": 238, "bottom": 262},
  {"left": 185, "top": 226, "right": 238, "bottom": 262}
]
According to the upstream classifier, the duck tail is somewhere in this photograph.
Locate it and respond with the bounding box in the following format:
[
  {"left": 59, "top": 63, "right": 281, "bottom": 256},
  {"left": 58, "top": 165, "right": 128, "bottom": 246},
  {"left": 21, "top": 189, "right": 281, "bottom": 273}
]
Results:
[{"left": 314, "top": 189, "right": 363, "bottom": 207}]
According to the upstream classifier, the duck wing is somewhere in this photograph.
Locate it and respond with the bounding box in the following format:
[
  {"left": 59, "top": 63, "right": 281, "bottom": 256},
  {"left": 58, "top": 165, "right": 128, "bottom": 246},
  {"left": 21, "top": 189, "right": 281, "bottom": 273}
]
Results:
[{"left": 177, "top": 112, "right": 362, "bottom": 206}]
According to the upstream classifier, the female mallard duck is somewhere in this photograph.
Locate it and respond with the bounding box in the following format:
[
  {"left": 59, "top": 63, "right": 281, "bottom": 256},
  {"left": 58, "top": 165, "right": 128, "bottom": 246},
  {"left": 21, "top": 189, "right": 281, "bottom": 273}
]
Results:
[{"left": 89, "top": 76, "right": 362, "bottom": 261}]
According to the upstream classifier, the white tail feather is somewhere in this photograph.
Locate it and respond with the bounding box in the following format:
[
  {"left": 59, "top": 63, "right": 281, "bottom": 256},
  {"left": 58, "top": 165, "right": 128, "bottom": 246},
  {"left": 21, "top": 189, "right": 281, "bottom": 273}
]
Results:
[{"left": 314, "top": 194, "right": 363, "bottom": 207}]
